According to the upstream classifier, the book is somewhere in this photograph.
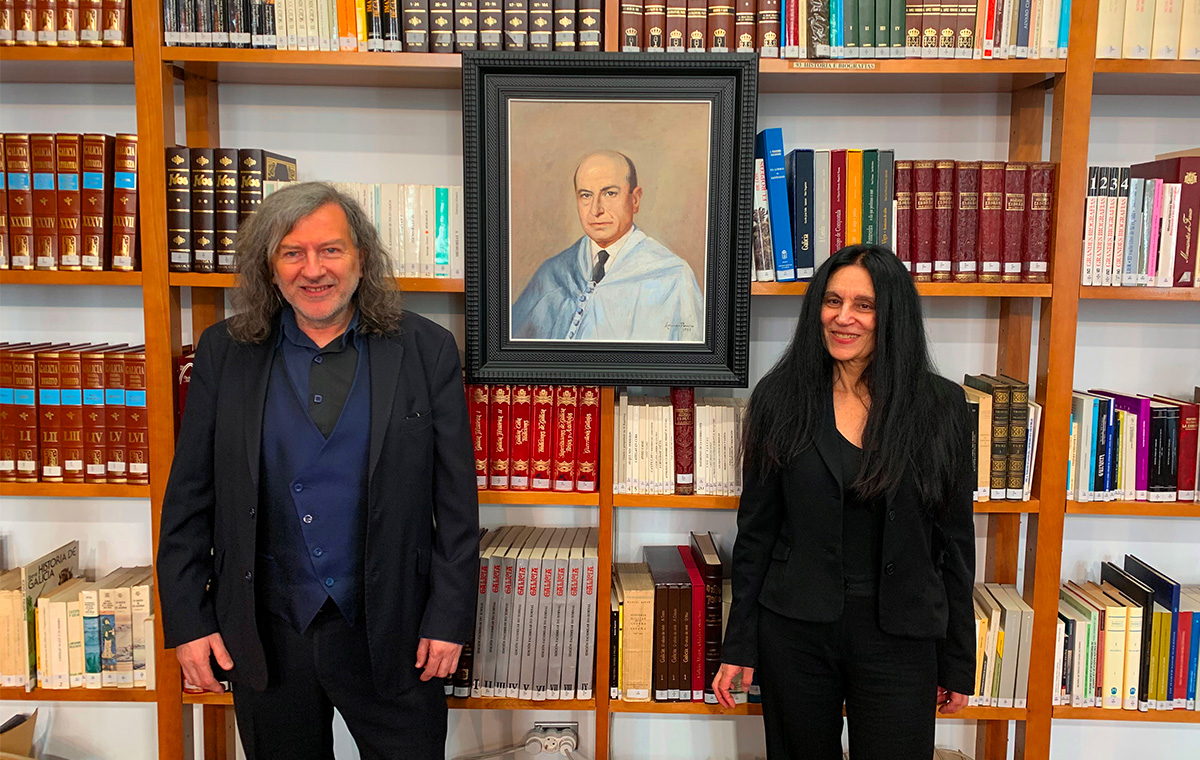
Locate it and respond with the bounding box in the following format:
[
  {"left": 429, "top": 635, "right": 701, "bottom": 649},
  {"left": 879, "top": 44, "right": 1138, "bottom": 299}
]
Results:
[
  {"left": 644, "top": 545, "right": 690, "bottom": 701},
  {"left": 669, "top": 387, "right": 695, "bottom": 495},
  {"left": 755, "top": 128, "right": 795, "bottom": 281},
  {"left": 20, "top": 540, "right": 81, "bottom": 688},
  {"left": 614, "top": 562, "right": 654, "bottom": 701}
]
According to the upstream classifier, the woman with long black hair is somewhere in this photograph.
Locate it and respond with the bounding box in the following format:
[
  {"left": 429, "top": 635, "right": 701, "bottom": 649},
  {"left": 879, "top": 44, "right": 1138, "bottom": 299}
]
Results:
[{"left": 715, "top": 244, "right": 976, "bottom": 759}]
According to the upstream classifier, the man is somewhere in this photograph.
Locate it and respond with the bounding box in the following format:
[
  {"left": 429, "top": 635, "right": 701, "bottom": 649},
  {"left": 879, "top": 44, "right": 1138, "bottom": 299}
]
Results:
[
  {"left": 156, "top": 183, "right": 479, "bottom": 760},
  {"left": 511, "top": 150, "right": 705, "bottom": 342}
]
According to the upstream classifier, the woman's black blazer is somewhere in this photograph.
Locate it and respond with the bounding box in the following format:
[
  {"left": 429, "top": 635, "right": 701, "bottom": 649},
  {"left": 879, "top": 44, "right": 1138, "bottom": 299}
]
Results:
[{"left": 722, "top": 375, "right": 977, "bottom": 696}]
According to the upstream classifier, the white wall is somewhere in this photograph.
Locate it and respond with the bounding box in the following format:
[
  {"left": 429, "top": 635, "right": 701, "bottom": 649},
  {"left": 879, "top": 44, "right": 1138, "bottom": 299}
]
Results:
[{"left": 1, "top": 80, "right": 1197, "bottom": 760}]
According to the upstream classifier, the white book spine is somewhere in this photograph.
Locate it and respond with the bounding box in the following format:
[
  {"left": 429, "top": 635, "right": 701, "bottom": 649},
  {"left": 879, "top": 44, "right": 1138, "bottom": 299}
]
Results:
[
  {"left": 419, "top": 185, "right": 436, "bottom": 278},
  {"left": 519, "top": 553, "right": 543, "bottom": 700},
  {"left": 548, "top": 545, "right": 569, "bottom": 700},
  {"left": 1182, "top": 0, "right": 1200, "bottom": 57},
  {"left": 1151, "top": 0, "right": 1183, "bottom": 58},
  {"left": 533, "top": 551, "right": 554, "bottom": 700},
  {"left": 1157, "top": 184, "right": 1181, "bottom": 287},
  {"left": 576, "top": 535, "right": 597, "bottom": 700},
  {"left": 1123, "top": 0, "right": 1155, "bottom": 57},
  {"left": 561, "top": 545, "right": 584, "bottom": 700},
  {"left": 471, "top": 549, "right": 492, "bottom": 699},
  {"left": 131, "top": 583, "right": 152, "bottom": 688},
  {"left": 451, "top": 186, "right": 464, "bottom": 281},
  {"left": 507, "top": 554, "right": 530, "bottom": 699},
  {"left": 1052, "top": 619, "right": 1066, "bottom": 705}
]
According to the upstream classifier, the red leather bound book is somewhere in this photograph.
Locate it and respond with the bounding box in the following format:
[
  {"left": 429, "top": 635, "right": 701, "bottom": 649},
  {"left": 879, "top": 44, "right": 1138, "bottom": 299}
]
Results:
[
  {"left": 619, "top": 0, "right": 642, "bottom": 50},
  {"left": 488, "top": 384, "right": 512, "bottom": 490},
  {"left": 893, "top": 160, "right": 913, "bottom": 272},
  {"left": 913, "top": 160, "right": 935, "bottom": 282},
  {"left": 575, "top": 386, "right": 600, "bottom": 493},
  {"left": 932, "top": 159, "right": 954, "bottom": 282},
  {"left": 509, "top": 385, "right": 533, "bottom": 490},
  {"left": 103, "top": 346, "right": 127, "bottom": 484},
  {"left": 37, "top": 348, "right": 65, "bottom": 482},
  {"left": 707, "top": 0, "right": 732, "bottom": 49},
  {"left": 643, "top": 0, "right": 665, "bottom": 50},
  {"left": 30, "top": 134, "right": 58, "bottom": 271},
  {"left": 5, "top": 134, "right": 34, "bottom": 270},
  {"left": 531, "top": 385, "right": 555, "bottom": 490},
  {"left": 467, "top": 384, "right": 490, "bottom": 489},
  {"left": 80, "top": 134, "right": 114, "bottom": 272},
  {"left": 59, "top": 346, "right": 85, "bottom": 483},
  {"left": 686, "top": 0, "right": 705, "bottom": 50},
  {"left": 553, "top": 385, "right": 578, "bottom": 492},
  {"left": 110, "top": 133, "right": 137, "bottom": 272},
  {"left": 830, "top": 149, "right": 847, "bottom": 253},
  {"left": 1, "top": 345, "right": 37, "bottom": 482},
  {"left": 124, "top": 345, "right": 148, "bottom": 486},
  {"left": 81, "top": 344, "right": 110, "bottom": 483},
  {"left": 1002, "top": 162, "right": 1027, "bottom": 283},
  {"left": 1130, "top": 157, "right": 1200, "bottom": 287},
  {"left": 669, "top": 387, "right": 695, "bottom": 495},
  {"left": 756, "top": 0, "right": 780, "bottom": 54},
  {"left": 678, "top": 545, "right": 705, "bottom": 702},
  {"left": 978, "top": 161, "right": 1004, "bottom": 282},
  {"left": 733, "top": 0, "right": 754, "bottom": 51},
  {"left": 58, "top": 0, "right": 80, "bottom": 45},
  {"left": 688, "top": 531, "right": 722, "bottom": 701},
  {"left": 11, "top": 345, "right": 41, "bottom": 483},
  {"left": 1023, "top": 162, "right": 1054, "bottom": 283},
  {"left": 1, "top": 146, "right": 8, "bottom": 269},
  {"left": 952, "top": 161, "right": 981, "bottom": 283},
  {"left": 174, "top": 349, "right": 194, "bottom": 424},
  {"left": 664, "top": 0, "right": 684, "bottom": 50},
  {"left": 55, "top": 134, "right": 83, "bottom": 271}
]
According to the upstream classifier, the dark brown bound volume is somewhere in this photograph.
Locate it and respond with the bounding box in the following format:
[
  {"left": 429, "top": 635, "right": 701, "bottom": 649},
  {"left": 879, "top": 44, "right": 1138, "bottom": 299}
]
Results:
[
  {"left": 643, "top": 545, "right": 689, "bottom": 702},
  {"left": 643, "top": 0, "right": 664, "bottom": 50},
  {"left": 14, "top": 0, "right": 35, "bottom": 45},
  {"left": 123, "top": 345, "right": 148, "bottom": 486},
  {"left": 430, "top": 0, "right": 455, "bottom": 51},
  {"left": 757, "top": 0, "right": 780, "bottom": 55},
  {"left": 685, "top": 0, "right": 704, "bottom": 50},
  {"left": 102, "top": 346, "right": 127, "bottom": 484},
  {"left": 0, "top": 145, "right": 7, "bottom": 269},
  {"left": 504, "top": 0, "right": 528, "bottom": 49},
  {"left": 528, "top": 0, "right": 551, "bottom": 48},
  {"left": 904, "top": 0, "right": 922, "bottom": 55},
  {"left": 733, "top": 0, "right": 754, "bottom": 51},
  {"left": 951, "top": 160, "right": 980, "bottom": 283},
  {"left": 11, "top": 345, "right": 40, "bottom": 483},
  {"left": 669, "top": 387, "right": 695, "bottom": 495},
  {"left": 455, "top": 0, "right": 478, "bottom": 50},
  {"left": 663, "top": 0, "right": 683, "bottom": 50},
  {"left": 214, "top": 148, "right": 239, "bottom": 274},
  {"left": 81, "top": 344, "right": 110, "bottom": 484},
  {"left": 553, "top": 0, "right": 575, "bottom": 49},
  {"left": 963, "top": 374, "right": 1007, "bottom": 500},
  {"left": 806, "top": 0, "right": 830, "bottom": 56},
  {"left": 996, "top": 373, "right": 1028, "bottom": 500},
  {"left": 166, "top": 147, "right": 192, "bottom": 273},
  {"left": 912, "top": 160, "right": 935, "bottom": 282},
  {"left": 932, "top": 159, "right": 954, "bottom": 282},
  {"left": 59, "top": 346, "right": 85, "bottom": 483},
  {"left": 55, "top": 134, "right": 83, "bottom": 271},
  {"left": 36, "top": 0, "right": 58, "bottom": 45},
  {"left": 478, "top": 0, "right": 502, "bottom": 48},
  {"left": 190, "top": 148, "right": 216, "bottom": 274},
  {"left": 978, "top": 161, "right": 1003, "bottom": 282},
  {"left": 79, "top": 134, "right": 113, "bottom": 272},
  {"left": 37, "top": 348, "right": 64, "bottom": 482},
  {"left": 893, "top": 160, "right": 913, "bottom": 272},
  {"left": 403, "top": 0, "right": 431, "bottom": 52},
  {"left": 1, "top": 346, "right": 28, "bottom": 482},
  {"left": 5, "top": 134, "right": 33, "bottom": 270},
  {"left": 706, "top": 0, "right": 731, "bottom": 50},
  {"left": 237, "top": 148, "right": 297, "bottom": 220},
  {"left": 619, "top": 0, "right": 642, "bottom": 50},
  {"left": 1023, "top": 162, "right": 1053, "bottom": 284},
  {"left": 576, "top": 0, "right": 599, "bottom": 48},
  {"left": 31, "top": 134, "right": 58, "bottom": 271},
  {"left": 110, "top": 133, "right": 137, "bottom": 271},
  {"left": 79, "top": 0, "right": 102, "bottom": 46},
  {"left": 689, "top": 531, "right": 722, "bottom": 702},
  {"left": 1002, "top": 162, "right": 1027, "bottom": 283}
]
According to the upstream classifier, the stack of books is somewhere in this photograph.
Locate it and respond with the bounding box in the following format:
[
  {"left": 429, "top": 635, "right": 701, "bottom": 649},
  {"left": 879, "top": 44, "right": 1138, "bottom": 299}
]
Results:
[
  {"left": 971, "top": 583, "right": 1035, "bottom": 708},
  {"left": 963, "top": 373, "right": 1042, "bottom": 503},
  {"left": 1096, "top": 0, "right": 1200, "bottom": 59}
]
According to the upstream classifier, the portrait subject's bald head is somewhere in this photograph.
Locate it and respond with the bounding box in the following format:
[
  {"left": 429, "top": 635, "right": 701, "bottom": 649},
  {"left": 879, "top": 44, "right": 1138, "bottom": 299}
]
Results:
[{"left": 574, "top": 151, "right": 643, "bottom": 249}]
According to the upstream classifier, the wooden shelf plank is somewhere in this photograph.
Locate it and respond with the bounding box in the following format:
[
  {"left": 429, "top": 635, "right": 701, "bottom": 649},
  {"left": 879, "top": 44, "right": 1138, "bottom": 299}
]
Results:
[
  {"left": 0, "top": 270, "right": 143, "bottom": 286},
  {"left": 1054, "top": 706, "right": 1200, "bottom": 723},
  {"left": 168, "top": 272, "right": 465, "bottom": 292},
  {"left": 1080, "top": 286, "right": 1200, "bottom": 301},
  {"left": 1, "top": 686, "right": 156, "bottom": 702},
  {"left": 182, "top": 691, "right": 233, "bottom": 705},
  {"left": 752, "top": 281, "right": 1053, "bottom": 297},
  {"left": 0, "top": 482, "right": 151, "bottom": 498},
  {"left": 477, "top": 489, "right": 600, "bottom": 506},
  {"left": 0, "top": 48, "right": 135, "bottom": 84},
  {"left": 1066, "top": 500, "right": 1200, "bottom": 517},
  {"left": 446, "top": 697, "right": 596, "bottom": 711},
  {"left": 161, "top": 49, "right": 462, "bottom": 88},
  {"left": 609, "top": 701, "right": 1026, "bottom": 721},
  {"left": 758, "top": 58, "right": 1063, "bottom": 94},
  {"left": 1092, "top": 60, "right": 1200, "bottom": 95},
  {"left": 613, "top": 494, "right": 739, "bottom": 510},
  {"left": 974, "top": 499, "right": 1040, "bottom": 513}
]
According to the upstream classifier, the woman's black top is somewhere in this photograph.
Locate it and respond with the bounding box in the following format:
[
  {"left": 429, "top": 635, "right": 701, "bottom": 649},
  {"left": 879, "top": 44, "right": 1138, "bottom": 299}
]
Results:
[{"left": 837, "top": 430, "right": 883, "bottom": 596}]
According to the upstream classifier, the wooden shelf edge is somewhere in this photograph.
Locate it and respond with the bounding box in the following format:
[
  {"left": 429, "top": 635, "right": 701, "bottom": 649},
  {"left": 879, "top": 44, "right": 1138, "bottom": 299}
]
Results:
[
  {"left": 613, "top": 494, "right": 740, "bottom": 509},
  {"left": 1066, "top": 500, "right": 1200, "bottom": 517},
  {"left": 974, "top": 499, "right": 1040, "bottom": 513},
  {"left": 168, "top": 273, "right": 464, "bottom": 292},
  {"left": 608, "top": 701, "right": 1025, "bottom": 721},
  {"left": 0, "top": 483, "right": 151, "bottom": 498},
  {"left": 477, "top": 489, "right": 601, "bottom": 506},
  {"left": 1054, "top": 706, "right": 1200, "bottom": 723},
  {"left": 0, "top": 48, "right": 134, "bottom": 62},
  {"left": 161, "top": 48, "right": 461, "bottom": 68},
  {"left": 1, "top": 686, "right": 156, "bottom": 702},
  {"left": 0, "top": 270, "right": 143, "bottom": 286},
  {"left": 1093, "top": 59, "right": 1200, "bottom": 75},
  {"left": 1080, "top": 286, "right": 1200, "bottom": 301},
  {"left": 761, "top": 58, "right": 1066, "bottom": 75},
  {"left": 753, "top": 282, "right": 1052, "bottom": 297},
  {"left": 446, "top": 697, "right": 596, "bottom": 711}
]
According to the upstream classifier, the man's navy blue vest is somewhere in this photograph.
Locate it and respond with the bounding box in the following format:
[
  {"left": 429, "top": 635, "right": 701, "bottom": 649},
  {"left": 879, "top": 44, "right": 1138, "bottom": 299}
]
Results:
[{"left": 258, "top": 342, "right": 371, "bottom": 631}]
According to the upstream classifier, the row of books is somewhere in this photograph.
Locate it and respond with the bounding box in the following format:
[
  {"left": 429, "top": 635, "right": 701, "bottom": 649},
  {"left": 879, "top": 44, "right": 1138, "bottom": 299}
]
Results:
[
  {"left": 1082, "top": 154, "right": 1200, "bottom": 289},
  {"left": 611, "top": 534, "right": 724, "bottom": 703},
  {"left": 453, "top": 526, "right": 599, "bottom": 700},
  {"left": 0, "top": 0, "right": 130, "bottom": 46},
  {"left": 262, "top": 180, "right": 466, "bottom": 280},
  {"left": 752, "top": 129, "right": 1056, "bottom": 284},
  {"left": 614, "top": 389, "right": 746, "bottom": 496},
  {"left": 1096, "top": 0, "right": 1200, "bottom": 60},
  {"left": 0, "top": 342, "right": 148, "bottom": 485},
  {"left": 970, "top": 583, "right": 1034, "bottom": 707},
  {"left": 963, "top": 373, "right": 1041, "bottom": 502},
  {"left": 1056, "top": 557, "right": 1200, "bottom": 711},
  {"left": 0, "top": 541, "right": 156, "bottom": 692},
  {"left": 467, "top": 385, "right": 602, "bottom": 493},
  {"left": 165, "top": 146, "right": 298, "bottom": 274},
  {"left": 1068, "top": 388, "right": 1199, "bottom": 504},
  {"left": 2, "top": 133, "right": 138, "bottom": 272},
  {"left": 162, "top": 0, "right": 604, "bottom": 52}
]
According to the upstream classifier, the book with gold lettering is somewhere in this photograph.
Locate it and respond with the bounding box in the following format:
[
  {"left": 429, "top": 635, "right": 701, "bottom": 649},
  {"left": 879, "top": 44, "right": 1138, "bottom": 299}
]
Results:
[
  {"left": 79, "top": 133, "right": 112, "bottom": 271},
  {"left": 237, "top": 148, "right": 297, "bottom": 221},
  {"left": 509, "top": 385, "right": 533, "bottom": 490},
  {"left": 575, "top": 386, "right": 599, "bottom": 492},
  {"left": 5, "top": 134, "right": 33, "bottom": 270},
  {"left": 109, "top": 133, "right": 136, "bottom": 271},
  {"left": 123, "top": 345, "right": 148, "bottom": 486},
  {"left": 468, "top": 383, "right": 489, "bottom": 489},
  {"left": 55, "top": 134, "right": 82, "bottom": 270},
  {"left": 189, "top": 147, "right": 216, "bottom": 274},
  {"left": 166, "top": 147, "right": 192, "bottom": 273},
  {"left": 553, "top": 385, "right": 578, "bottom": 492},
  {"left": 531, "top": 385, "right": 554, "bottom": 491},
  {"left": 214, "top": 148, "right": 239, "bottom": 273},
  {"left": 31, "top": 134, "right": 57, "bottom": 270},
  {"left": 102, "top": 345, "right": 128, "bottom": 484},
  {"left": 488, "top": 384, "right": 512, "bottom": 490}
]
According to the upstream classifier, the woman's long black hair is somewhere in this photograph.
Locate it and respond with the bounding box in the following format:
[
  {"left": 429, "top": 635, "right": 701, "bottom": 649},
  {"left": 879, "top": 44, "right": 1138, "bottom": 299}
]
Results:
[{"left": 744, "top": 244, "right": 965, "bottom": 513}]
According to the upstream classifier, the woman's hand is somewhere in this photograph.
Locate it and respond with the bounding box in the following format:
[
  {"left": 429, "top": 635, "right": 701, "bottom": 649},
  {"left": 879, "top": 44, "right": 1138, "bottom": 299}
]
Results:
[
  {"left": 937, "top": 686, "right": 968, "bottom": 714},
  {"left": 713, "top": 663, "right": 755, "bottom": 708}
]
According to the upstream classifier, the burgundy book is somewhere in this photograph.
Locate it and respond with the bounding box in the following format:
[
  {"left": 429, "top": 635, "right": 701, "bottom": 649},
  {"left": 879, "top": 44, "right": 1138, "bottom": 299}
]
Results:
[
  {"left": 686, "top": 0, "right": 705, "bottom": 50},
  {"left": 575, "top": 386, "right": 600, "bottom": 493},
  {"left": 174, "top": 349, "right": 193, "bottom": 425},
  {"left": 733, "top": 0, "right": 754, "bottom": 51},
  {"left": 978, "top": 160, "right": 1004, "bottom": 283},
  {"left": 689, "top": 531, "right": 722, "bottom": 702},
  {"left": 678, "top": 545, "right": 705, "bottom": 701},
  {"left": 100, "top": 0, "right": 125, "bottom": 45},
  {"left": 644, "top": 0, "right": 665, "bottom": 50},
  {"left": 1152, "top": 396, "right": 1197, "bottom": 502},
  {"left": 756, "top": 0, "right": 780, "bottom": 54},
  {"left": 55, "top": 134, "right": 83, "bottom": 271},
  {"left": 913, "top": 160, "right": 935, "bottom": 282},
  {"left": 11, "top": 345, "right": 41, "bottom": 482},
  {"left": 552, "top": 385, "right": 578, "bottom": 492},
  {"left": 893, "top": 160, "right": 913, "bottom": 272},
  {"left": 123, "top": 345, "right": 148, "bottom": 486},
  {"left": 80, "top": 134, "right": 114, "bottom": 272},
  {"left": 103, "top": 346, "right": 127, "bottom": 484},
  {"left": 58, "top": 0, "right": 79, "bottom": 44},
  {"left": 1129, "top": 157, "right": 1199, "bottom": 288},
  {"left": 30, "top": 133, "right": 58, "bottom": 271},
  {"left": 1002, "top": 162, "right": 1027, "bottom": 283},
  {"left": 669, "top": 387, "right": 695, "bottom": 495},
  {"left": 620, "top": 0, "right": 643, "bottom": 49},
  {"left": 830, "top": 149, "right": 847, "bottom": 253},
  {"left": 664, "top": 0, "right": 683, "bottom": 50},
  {"left": 81, "top": 344, "right": 110, "bottom": 483},
  {"left": 707, "top": 0, "right": 732, "bottom": 49},
  {"left": 59, "top": 346, "right": 85, "bottom": 483},
  {"left": 110, "top": 133, "right": 137, "bottom": 271},
  {"left": 1023, "top": 162, "right": 1054, "bottom": 284},
  {"left": 932, "top": 159, "right": 954, "bottom": 282},
  {"left": 36, "top": 347, "right": 65, "bottom": 482},
  {"left": 488, "top": 384, "right": 512, "bottom": 490},
  {"left": 1, "top": 145, "right": 7, "bottom": 269},
  {"left": 509, "top": 385, "right": 533, "bottom": 490},
  {"left": 1, "top": 345, "right": 43, "bottom": 482},
  {"left": 531, "top": 385, "right": 554, "bottom": 490},
  {"left": 952, "top": 160, "right": 980, "bottom": 283},
  {"left": 5, "top": 134, "right": 33, "bottom": 270}
]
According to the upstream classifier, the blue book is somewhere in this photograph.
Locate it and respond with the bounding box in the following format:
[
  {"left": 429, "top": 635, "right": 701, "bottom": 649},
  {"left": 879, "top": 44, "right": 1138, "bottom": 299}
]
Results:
[
  {"left": 1122, "top": 178, "right": 1144, "bottom": 286},
  {"left": 1057, "top": 0, "right": 1071, "bottom": 53},
  {"left": 831, "top": 0, "right": 842, "bottom": 56},
  {"left": 755, "top": 128, "right": 796, "bottom": 282},
  {"left": 1124, "top": 555, "right": 1181, "bottom": 706},
  {"left": 1187, "top": 601, "right": 1199, "bottom": 708},
  {"left": 1102, "top": 397, "right": 1115, "bottom": 499},
  {"left": 1089, "top": 397, "right": 1100, "bottom": 501},
  {"left": 785, "top": 148, "right": 816, "bottom": 280}
]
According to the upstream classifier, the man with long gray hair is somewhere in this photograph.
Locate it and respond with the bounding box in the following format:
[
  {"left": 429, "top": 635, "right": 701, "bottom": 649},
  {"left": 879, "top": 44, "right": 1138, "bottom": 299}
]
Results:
[{"left": 157, "top": 182, "right": 479, "bottom": 759}]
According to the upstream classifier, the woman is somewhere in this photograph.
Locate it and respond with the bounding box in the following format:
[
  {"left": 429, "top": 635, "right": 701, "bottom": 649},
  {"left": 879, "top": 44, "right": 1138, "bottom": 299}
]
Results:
[{"left": 715, "top": 244, "right": 976, "bottom": 759}]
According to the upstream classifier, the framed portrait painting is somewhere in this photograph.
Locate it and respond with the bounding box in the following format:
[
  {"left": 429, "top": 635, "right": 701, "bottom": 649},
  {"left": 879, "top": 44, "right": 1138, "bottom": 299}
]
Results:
[{"left": 463, "top": 52, "right": 757, "bottom": 387}]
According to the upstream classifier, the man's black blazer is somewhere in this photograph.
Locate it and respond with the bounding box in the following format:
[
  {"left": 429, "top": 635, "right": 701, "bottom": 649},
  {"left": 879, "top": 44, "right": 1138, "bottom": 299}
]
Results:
[
  {"left": 156, "top": 311, "right": 480, "bottom": 697},
  {"left": 722, "top": 375, "right": 977, "bottom": 696}
]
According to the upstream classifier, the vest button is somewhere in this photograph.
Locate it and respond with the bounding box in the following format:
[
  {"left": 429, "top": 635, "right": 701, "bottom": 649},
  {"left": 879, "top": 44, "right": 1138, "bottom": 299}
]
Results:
[
  {"left": 249, "top": 508, "right": 256, "bottom": 519},
  {"left": 885, "top": 563, "right": 896, "bottom": 576},
  {"left": 303, "top": 514, "right": 313, "bottom": 524},
  {"left": 313, "top": 355, "right": 323, "bottom": 364},
  {"left": 244, "top": 571, "right": 253, "bottom": 581},
  {"left": 313, "top": 548, "right": 323, "bottom": 557},
  {"left": 325, "top": 577, "right": 335, "bottom": 587},
  {"left": 293, "top": 483, "right": 303, "bottom": 493},
  {"left": 887, "top": 509, "right": 896, "bottom": 521}
]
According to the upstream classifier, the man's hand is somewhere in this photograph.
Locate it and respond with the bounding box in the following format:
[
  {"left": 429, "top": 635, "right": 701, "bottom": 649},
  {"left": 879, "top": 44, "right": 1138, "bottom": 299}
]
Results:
[
  {"left": 415, "top": 638, "right": 462, "bottom": 682},
  {"left": 937, "top": 686, "right": 969, "bottom": 714},
  {"left": 176, "top": 632, "right": 233, "bottom": 693},
  {"left": 713, "top": 663, "right": 754, "bottom": 709}
]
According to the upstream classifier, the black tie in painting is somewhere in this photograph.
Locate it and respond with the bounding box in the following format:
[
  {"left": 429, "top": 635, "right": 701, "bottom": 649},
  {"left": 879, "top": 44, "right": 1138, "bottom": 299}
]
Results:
[{"left": 591, "top": 250, "right": 610, "bottom": 284}]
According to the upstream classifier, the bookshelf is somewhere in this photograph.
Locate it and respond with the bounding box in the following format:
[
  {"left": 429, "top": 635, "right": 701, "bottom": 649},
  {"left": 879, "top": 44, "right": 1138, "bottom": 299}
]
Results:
[{"left": 1, "top": 0, "right": 1197, "bottom": 758}]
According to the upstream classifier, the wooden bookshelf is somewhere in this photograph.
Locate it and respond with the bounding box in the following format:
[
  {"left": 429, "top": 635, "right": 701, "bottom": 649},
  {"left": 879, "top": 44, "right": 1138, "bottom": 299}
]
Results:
[
  {"left": 182, "top": 691, "right": 233, "bottom": 705},
  {"left": 0, "top": 482, "right": 151, "bottom": 498},
  {"left": 1079, "top": 286, "right": 1200, "bottom": 301},
  {"left": 168, "top": 272, "right": 465, "bottom": 292},
  {"left": 758, "top": 58, "right": 1065, "bottom": 94},
  {"left": 974, "top": 499, "right": 1041, "bottom": 514},
  {"left": 609, "top": 701, "right": 1027, "bottom": 722},
  {"left": 0, "top": 47, "right": 135, "bottom": 84},
  {"left": 752, "top": 281, "right": 1053, "bottom": 297},
  {"left": 1092, "top": 59, "right": 1200, "bottom": 96},
  {"left": 0, "top": 270, "right": 143, "bottom": 286},
  {"left": 612, "top": 494, "right": 740, "bottom": 510},
  {"left": 477, "top": 490, "right": 601, "bottom": 506},
  {"left": 447, "top": 697, "right": 596, "bottom": 711},
  {"left": 1054, "top": 706, "right": 1200, "bottom": 723},
  {"left": 161, "top": 49, "right": 462, "bottom": 89},
  {"left": 1066, "top": 501, "right": 1200, "bottom": 518},
  {"left": 1, "top": 687, "right": 157, "bottom": 702}
]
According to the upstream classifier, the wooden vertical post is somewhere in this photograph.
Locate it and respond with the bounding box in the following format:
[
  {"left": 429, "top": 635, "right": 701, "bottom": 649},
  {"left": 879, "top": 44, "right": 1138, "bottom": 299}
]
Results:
[
  {"left": 595, "top": 386, "right": 615, "bottom": 760},
  {"left": 183, "top": 64, "right": 227, "bottom": 340}
]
